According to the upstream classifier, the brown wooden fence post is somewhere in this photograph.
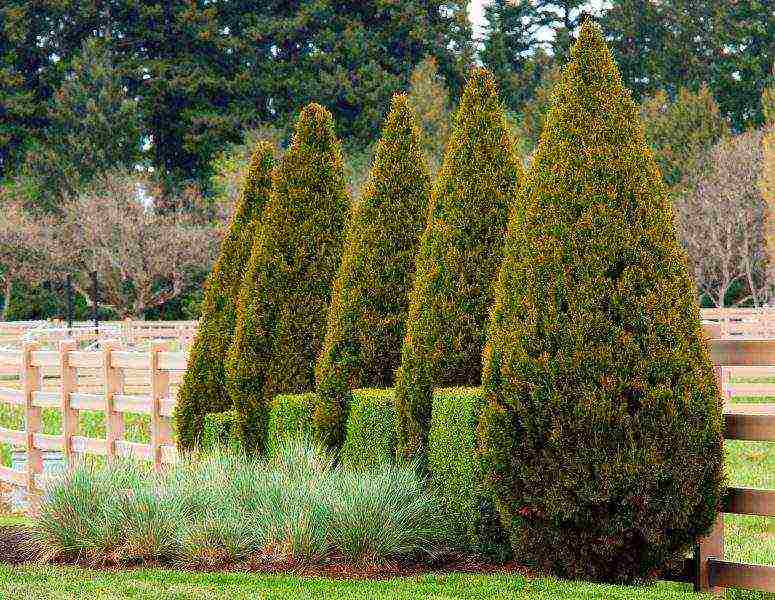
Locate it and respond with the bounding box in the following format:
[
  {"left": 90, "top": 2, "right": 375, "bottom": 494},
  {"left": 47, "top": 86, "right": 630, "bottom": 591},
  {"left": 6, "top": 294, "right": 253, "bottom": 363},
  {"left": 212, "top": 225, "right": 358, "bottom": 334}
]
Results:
[
  {"left": 59, "top": 340, "right": 77, "bottom": 469},
  {"left": 103, "top": 340, "right": 124, "bottom": 460},
  {"left": 149, "top": 340, "right": 171, "bottom": 470},
  {"left": 22, "top": 342, "right": 41, "bottom": 513}
]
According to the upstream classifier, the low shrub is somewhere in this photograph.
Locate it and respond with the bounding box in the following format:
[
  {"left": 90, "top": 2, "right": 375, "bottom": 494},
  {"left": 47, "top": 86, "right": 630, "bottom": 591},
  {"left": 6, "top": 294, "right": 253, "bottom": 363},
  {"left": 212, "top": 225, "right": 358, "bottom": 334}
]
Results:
[
  {"left": 340, "top": 389, "right": 397, "bottom": 471},
  {"left": 266, "top": 394, "right": 315, "bottom": 450},
  {"left": 34, "top": 439, "right": 450, "bottom": 566},
  {"left": 427, "top": 388, "right": 511, "bottom": 562},
  {"left": 200, "top": 410, "right": 241, "bottom": 452}
]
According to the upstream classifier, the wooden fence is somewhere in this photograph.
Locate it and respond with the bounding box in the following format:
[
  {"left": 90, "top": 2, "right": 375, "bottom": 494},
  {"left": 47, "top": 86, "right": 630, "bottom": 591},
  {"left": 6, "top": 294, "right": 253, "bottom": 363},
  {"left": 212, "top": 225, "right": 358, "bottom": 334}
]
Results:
[
  {"left": 692, "top": 340, "right": 775, "bottom": 595},
  {"left": 701, "top": 308, "right": 775, "bottom": 338},
  {"left": 0, "top": 336, "right": 772, "bottom": 595},
  {"left": 0, "top": 320, "right": 197, "bottom": 350},
  {"left": 0, "top": 340, "right": 185, "bottom": 509}
]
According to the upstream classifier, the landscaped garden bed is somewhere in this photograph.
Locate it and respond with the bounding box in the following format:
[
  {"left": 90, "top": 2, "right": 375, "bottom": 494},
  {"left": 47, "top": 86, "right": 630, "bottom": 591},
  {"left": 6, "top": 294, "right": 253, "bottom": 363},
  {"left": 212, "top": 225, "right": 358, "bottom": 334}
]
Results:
[{"left": 1, "top": 21, "right": 772, "bottom": 600}]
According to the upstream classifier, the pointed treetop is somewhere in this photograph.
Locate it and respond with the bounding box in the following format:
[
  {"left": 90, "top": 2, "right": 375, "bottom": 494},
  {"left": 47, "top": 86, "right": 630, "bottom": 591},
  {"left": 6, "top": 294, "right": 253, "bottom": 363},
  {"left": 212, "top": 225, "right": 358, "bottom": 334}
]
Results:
[
  {"left": 456, "top": 67, "right": 502, "bottom": 119},
  {"left": 237, "top": 141, "right": 275, "bottom": 221},
  {"left": 292, "top": 103, "right": 339, "bottom": 152},
  {"left": 381, "top": 93, "right": 416, "bottom": 140}
]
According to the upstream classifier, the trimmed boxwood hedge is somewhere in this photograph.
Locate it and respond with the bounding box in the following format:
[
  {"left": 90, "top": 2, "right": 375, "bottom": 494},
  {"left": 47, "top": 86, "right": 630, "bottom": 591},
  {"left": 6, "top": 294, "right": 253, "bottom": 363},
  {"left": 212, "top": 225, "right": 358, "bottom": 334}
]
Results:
[
  {"left": 427, "top": 388, "right": 511, "bottom": 562},
  {"left": 478, "top": 23, "right": 724, "bottom": 583},
  {"left": 266, "top": 393, "right": 316, "bottom": 450},
  {"left": 394, "top": 68, "right": 523, "bottom": 463},
  {"left": 340, "top": 389, "right": 397, "bottom": 471},
  {"left": 175, "top": 142, "right": 274, "bottom": 451},
  {"left": 314, "top": 94, "right": 431, "bottom": 448},
  {"left": 226, "top": 104, "right": 350, "bottom": 453}
]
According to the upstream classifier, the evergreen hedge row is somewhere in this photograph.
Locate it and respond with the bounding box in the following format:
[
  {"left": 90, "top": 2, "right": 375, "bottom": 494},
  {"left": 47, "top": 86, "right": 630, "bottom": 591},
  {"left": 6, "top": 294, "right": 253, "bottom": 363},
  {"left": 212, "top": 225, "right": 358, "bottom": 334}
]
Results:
[
  {"left": 225, "top": 104, "right": 350, "bottom": 454},
  {"left": 339, "top": 389, "right": 397, "bottom": 471},
  {"left": 427, "top": 388, "right": 511, "bottom": 562},
  {"left": 266, "top": 393, "right": 316, "bottom": 450},
  {"left": 394, "top": 68, "right": 523, "bottom": 463},
  {"left": 478, "top": 23, "right": 724, "bottom": 583},
  {"left": 314, "top": 94, "right": 431, "bottom": 447},
  {"left": 175, "top": 143, "right": 274, "bottom": 450}
]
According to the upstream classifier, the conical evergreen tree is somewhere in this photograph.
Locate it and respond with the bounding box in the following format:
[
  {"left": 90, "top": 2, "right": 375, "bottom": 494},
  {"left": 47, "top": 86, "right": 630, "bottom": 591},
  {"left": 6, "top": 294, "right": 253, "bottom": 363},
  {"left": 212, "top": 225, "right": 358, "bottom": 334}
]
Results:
[
  {"left": 226, "top": 104, "right": 350, "bottom": 453},
  {"left": 478, "top": 23, "right": 724, "bottom": 582},
  {"left": 394, "top": 68, "right": 523, "bottom": 462},
  {"left": 314, "top": 94, "right": 432, "bottom": 447},
  {"left": 175, "top": 142, "right": 273, "bottom": 450}
]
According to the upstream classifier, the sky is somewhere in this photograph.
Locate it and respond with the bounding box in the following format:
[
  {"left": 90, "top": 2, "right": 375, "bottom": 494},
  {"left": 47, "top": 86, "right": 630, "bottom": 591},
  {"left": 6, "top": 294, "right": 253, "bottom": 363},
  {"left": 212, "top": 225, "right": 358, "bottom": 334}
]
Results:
[
  {"left": 469, "top": 0, "right": 487, "bottom": 37},
  {"left": 468, "top": 1, "right": 609, "bottom": 40}
]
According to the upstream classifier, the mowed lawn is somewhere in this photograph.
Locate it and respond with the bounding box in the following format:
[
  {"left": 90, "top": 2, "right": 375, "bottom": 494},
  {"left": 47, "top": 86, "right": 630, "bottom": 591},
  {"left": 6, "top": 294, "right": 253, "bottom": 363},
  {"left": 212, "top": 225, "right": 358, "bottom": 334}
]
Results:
[
  {"left": 0, "top": 566, "right": 724, "bottom": 600},
  {"left": 0, "top": 384, "right": 771, "bottom": 599}
]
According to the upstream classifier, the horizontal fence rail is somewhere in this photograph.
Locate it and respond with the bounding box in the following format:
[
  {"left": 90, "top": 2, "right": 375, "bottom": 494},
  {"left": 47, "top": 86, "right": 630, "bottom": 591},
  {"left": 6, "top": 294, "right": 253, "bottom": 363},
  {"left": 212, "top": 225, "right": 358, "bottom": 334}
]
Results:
[
  {"left": 0, "top": 329, "right": 772, "bottom": 595},
  {"left": 0, "top": 319, "right": 197, "bottom": 350},
  {"left": 702, "top": 307, "right": 775, "bottom": 338},
  {"left": 0, "top": 340, "right": 186, "bottom": 512}
]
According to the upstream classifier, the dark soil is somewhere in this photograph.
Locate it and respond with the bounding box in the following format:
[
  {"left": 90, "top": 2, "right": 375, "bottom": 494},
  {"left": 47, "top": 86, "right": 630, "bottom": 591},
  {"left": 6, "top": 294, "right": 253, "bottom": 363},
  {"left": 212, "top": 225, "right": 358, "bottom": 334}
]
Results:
[
  {"left": 0, "top": 526, "right": 36, "bottom": 565},
  {"left": 0, "top": 527, "right": 525, "bottom": 578}
]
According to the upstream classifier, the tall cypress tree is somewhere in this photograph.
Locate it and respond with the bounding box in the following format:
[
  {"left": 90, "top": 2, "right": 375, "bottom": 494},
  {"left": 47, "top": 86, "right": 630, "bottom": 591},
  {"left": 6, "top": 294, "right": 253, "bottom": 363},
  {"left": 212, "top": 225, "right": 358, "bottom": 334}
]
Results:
[
  {"left": 226, "top": 104, "right": 350, "bottom": 454},
  {"left": 479, "top": 23, "right": 724, "bottom": 582},
  {"left": 394, "top": 68, "right": 523, "bottom": 462},
  {"left": 314, "top": 94, "right": 432, "bottom": 448},
  {"left": 175, "top": 142, "right": 274, "bottom": 451}
]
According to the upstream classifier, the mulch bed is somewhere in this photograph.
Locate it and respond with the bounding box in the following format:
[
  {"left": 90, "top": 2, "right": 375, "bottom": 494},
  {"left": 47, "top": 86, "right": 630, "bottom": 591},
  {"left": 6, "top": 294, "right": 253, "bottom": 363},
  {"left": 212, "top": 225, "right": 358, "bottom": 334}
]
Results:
[
  {"left": 0, "top": 526, "right": 525, "bottom": 578},
  {"left": 0, "top": 526, "right": 36, "bottom": 566}
]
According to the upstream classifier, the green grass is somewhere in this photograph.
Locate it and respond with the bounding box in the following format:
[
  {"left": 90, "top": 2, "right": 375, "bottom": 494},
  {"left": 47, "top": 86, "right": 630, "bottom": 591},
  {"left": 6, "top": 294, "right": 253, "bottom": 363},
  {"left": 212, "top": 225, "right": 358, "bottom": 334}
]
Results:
[
  {"left": 0, "top": 566, "right": 720, "bottom": 600},
  {"left": 0, "top": 393, "right": 771, "bottom": 598},
  {"left": 0, "top": 515, "right": 31, "bottom": 526},
  {"left": 0, "top": 404, "right": 148, "bottom": 465}
]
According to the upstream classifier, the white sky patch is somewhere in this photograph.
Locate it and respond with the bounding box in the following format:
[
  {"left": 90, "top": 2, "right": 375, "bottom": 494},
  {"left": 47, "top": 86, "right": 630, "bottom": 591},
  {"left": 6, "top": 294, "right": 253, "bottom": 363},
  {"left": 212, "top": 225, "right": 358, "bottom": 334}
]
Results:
[{"left": 469, "top": 0, "right": 610, "bottom": 42}]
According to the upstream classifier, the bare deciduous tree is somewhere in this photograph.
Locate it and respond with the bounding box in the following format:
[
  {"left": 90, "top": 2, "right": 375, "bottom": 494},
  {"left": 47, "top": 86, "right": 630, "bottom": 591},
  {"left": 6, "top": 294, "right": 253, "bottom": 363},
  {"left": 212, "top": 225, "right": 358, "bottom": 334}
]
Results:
[
  {"left": 49, "top": 172, "right": 222, "bottom": 318},
  {"left": 675, "top": 130, "right": 765, "bottom": 307}
]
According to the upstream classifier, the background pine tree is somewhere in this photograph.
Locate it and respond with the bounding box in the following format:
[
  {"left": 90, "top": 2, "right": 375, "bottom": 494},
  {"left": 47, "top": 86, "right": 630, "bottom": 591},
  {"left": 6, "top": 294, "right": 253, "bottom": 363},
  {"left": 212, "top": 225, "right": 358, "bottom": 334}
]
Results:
[
  {"left": 314, "top": 94, "right": 432, "bottom": 447},
  {"left": 394, "top": 68, "right": 523, "bottom": 462},
  {"left": 226, "top": 104, "right": 350, "bottom": 453},
  {"left": 640, "top": 85, "right": 729, "bottom": 193},
  {"left": 478, "top": 23, "right": 724, "bottom": 582},
  {"left": 174, "top": 142, "right": 274, "bottom": 450}
]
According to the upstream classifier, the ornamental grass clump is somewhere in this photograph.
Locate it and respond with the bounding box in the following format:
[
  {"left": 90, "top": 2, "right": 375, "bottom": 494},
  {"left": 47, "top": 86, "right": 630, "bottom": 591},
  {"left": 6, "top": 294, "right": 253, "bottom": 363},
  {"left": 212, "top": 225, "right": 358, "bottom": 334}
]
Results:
[
  {"left": 34, "top": 439, "right": 451, "bottom": 567},
  {"left": 394, "top": 68, "right": 523, "bottom": 462},
  {"left": 314, "top": 94, "right": 431, "bottom": 447},
  {"left": 226, "top": 104, "right": 350, "bottom": 453},
  {"left": 175, "top": 142, "right": 274, "bottom": 451},
  {"left": 478, "top": 23, "right": 724, "bottom": 583}
]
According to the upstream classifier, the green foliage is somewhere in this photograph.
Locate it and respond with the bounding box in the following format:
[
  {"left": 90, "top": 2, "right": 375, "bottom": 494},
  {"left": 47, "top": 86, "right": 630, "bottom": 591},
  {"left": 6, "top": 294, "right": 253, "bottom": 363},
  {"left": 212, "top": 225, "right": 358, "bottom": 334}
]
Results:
[
  {"left": 34, "top": 440, "right": 450, "bottom": 566},
  {"left": 640, "top": 85, "right": 729, "bottom": 191},
  {"left": 517, "top": 63, "right": 563, "bottom": 152},
  {"left": 406, "top": 58, "right": 453, "bottom": 175},
  {"left": 427, "top": 388, "right": 510, "bottom": 562},
  {"left": 340, "top": 389, "right": 397, "bottom": 471},
  {"left": 200, "top": 410, "right": 241, "bottom": 452},
  {"left": 266, "top": 394, "right": 316, "bottom": 451},
  {"left": 394, "top": 68, "right": 523, "bottom": 462},
  {"left": 602, "top": 0, "right": 773, "bottom": 130},
  {"left": 226, "top": 104, "right": 350, "bottom": 454},
  {"left": 209, "top": 126, "right": 286, "bottom": 212},
  {"left": 262, "top": 2, "right": 473, "bottom": 146},
  {"left": 175, "top": 143, "right": 273, "bottom": 451},
  {"left": 479, "top": 23, "right": 724, "bottom": 583},
  {"left": 480, "top": 1, "right": 556, "bottom": 114},
  {"left": 7, "top": 38, "right": 142, "bottom": 212},
  {"left": 313, "top": 95, "right": 431, "bottom": 447}
]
